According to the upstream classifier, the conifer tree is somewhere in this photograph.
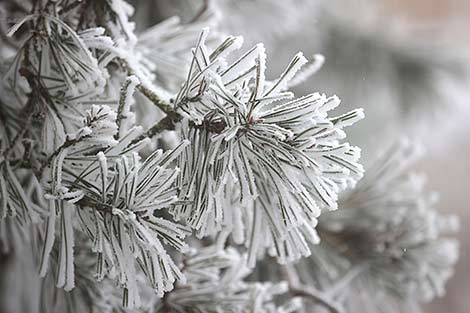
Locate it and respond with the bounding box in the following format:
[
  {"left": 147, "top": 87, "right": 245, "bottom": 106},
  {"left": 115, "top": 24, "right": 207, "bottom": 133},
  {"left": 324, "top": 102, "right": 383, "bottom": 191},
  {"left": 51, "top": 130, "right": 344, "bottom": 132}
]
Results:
[{"left": 0, "top": 1, "right": 459, "bottom": 312}]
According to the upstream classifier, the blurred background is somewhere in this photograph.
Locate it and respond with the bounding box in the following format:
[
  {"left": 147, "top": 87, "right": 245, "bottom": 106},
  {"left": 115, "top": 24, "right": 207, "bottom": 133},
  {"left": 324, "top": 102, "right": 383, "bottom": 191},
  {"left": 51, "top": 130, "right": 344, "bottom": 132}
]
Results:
[{"left": 403, "top": 3, "right": 470, "bottom": 312}]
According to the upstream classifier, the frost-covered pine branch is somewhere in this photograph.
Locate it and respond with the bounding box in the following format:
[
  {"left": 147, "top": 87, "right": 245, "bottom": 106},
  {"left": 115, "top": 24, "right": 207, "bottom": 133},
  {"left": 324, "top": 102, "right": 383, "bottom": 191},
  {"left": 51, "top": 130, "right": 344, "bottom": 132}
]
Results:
[
  {"left": 170, "top": 29, "right": 364, "bottom": 267},
  {"left": 0, "top": 1, "right": 459, "bottom": 313}
]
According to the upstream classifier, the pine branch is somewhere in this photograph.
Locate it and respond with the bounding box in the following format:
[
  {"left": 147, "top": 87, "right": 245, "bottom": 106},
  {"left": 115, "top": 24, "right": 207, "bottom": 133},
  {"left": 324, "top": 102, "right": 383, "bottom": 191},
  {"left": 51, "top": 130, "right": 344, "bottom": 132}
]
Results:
[
  {"left": 130, "top": 114, "right": 181, "bottom": 146},
  {"left": 132, "top": 82, "right": 232, "bottom": 143},
  {"left": 136, "top": 84, "right": 176, "bottom": 116},
  {"left": 0, "top": 2, "right": 460, "bottom": 313}
]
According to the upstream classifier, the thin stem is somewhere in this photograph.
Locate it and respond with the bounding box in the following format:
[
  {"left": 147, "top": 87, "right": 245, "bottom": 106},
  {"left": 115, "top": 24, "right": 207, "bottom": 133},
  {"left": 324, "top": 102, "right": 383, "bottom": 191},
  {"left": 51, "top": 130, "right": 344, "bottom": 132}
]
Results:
[
  {"left": 136, "top": 84, "right": 176, "bottom": 116},
  {"left": 326, "top": 265, "right": 364, "bottom": 299},
  {"left": 145, "top": 114, "right": 181, "bottom": 137},
  {"left": 133, "top": 84, "right": 185, "bottom": 142},
  {"left": 116, "top": 78, "right": 133, "bottom": 135},
  {"left": 77, "top": 196, "right": 114, "bottom": 214},
  {"left": 130, "top": 114, "right": 182, "bottom": 146},
  {"left": 2, "top": 118, "right": 30, "bottom": 158},
  {"left": 58, "top": 0, "right": 84, "bottom": 15},
  {"left": 41, "top": 135, "right": 82, "bottom": 172},
  {"left": 281, "top": 265, "right": 344, "bottom": 313},
  {"left": 289, "top": 285, "right": 344, "bottom": 313}
]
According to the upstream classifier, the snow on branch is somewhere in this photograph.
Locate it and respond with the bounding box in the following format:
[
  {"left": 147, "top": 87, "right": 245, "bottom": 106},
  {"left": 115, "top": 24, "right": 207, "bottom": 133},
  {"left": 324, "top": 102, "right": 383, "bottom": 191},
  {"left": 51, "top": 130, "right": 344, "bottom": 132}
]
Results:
[
  {"left": 0, "top": 1, "right": 460, "bottom": 313},
  {"left": 36, "top": 106, "right": 190, "bottom": 308},
  {"left": 171, "top": 29, "right": 364, "bottom": 266}
]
